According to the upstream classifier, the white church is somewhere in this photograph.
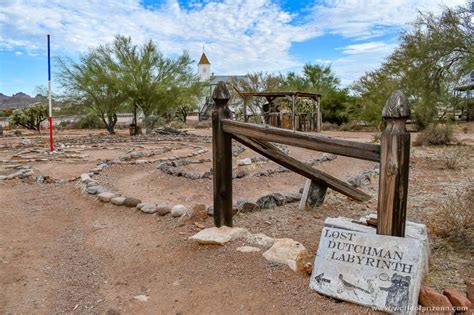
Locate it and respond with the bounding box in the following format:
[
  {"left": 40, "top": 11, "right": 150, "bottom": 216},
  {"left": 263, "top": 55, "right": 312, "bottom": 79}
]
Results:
[{"left": 197, "top": 52, "right": 248, "bottom": 120}]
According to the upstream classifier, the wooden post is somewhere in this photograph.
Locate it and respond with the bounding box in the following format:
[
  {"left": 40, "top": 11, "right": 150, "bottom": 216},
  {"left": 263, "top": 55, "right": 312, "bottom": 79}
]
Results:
[
  {"left": 317, "top": 96, "right": 322, "bottom": 132},
  {"left": 212, "top": 81, "right": 233, "bottom": 227},
  {"left": 377, "top": 90, "right": 411, "bottom": 237}
]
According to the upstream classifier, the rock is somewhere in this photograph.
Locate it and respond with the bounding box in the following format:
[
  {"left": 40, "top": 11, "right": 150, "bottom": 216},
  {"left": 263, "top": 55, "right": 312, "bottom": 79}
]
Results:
[
  {"left": 133, "top": 294, "right": 149, "bottom": 302},
  {"left": 263, "top": 238, "right": 310, "bottom": 272},
  {"left": 35, "top": 175, "right": 45, "bottom": 184},
  {"left": 131, "top": 151, "right": 145, "bottom": 159},
  {"left": 249, "top": 233, "right": 274, "bottom": 247},
  {"left": 140, "top": 204, "right": 158, "bottom": 214},
  {"left": 80, "top": 173, "right": 92, "bottom": 183},
  {"left": 310, "top": 226, "right": 425, "bottom": 314},
  {"left": 419, "top": 287, "right": 453, "bottom": 313},
  {"left": 86, "top": 186, "right": 106, "bottom": 195},
  {"left": 0, "top": 175, "right": 6, "bottom": 180},
  {"left": 171, "top": 204, "right": 188, "bottom": 217},
  {"left": 237, "top": 158, "right": 252, "bottom": 166},
  {"left": 189, "top": 226, "right": 252, "bottom": 245},
  {"left": 136, "top": 203, "right": 146, "bottom": 210},
  {"left": 443, "top": 288, "right": 472, "bottom": 310},
  {"left": 256, "top": 193, "right": 285, "bottom": 209},
  {"left": 157, "top": 206, "right": 171, "bottom": 216},
  {"left": 21, "top": 138, "right": 32, "bottom": 145},
  {"left": 236, "top": 198, "right": 260, "bottom": 213},
  {"left": 282, "top": 192, "right": 302, "bottom": 203},
  {"left": 98, "top": 192, "right": 117, "bottom": 202},
  {"left": 235, "top": 170, "right": 247, "bottom": 179},
  {"left": 124, "top": 197, "right": 141, "bottom": 207},
  {"left": 237, "top": 246, "right": 261, "bottom": 253},
  {"left": 466, "top": 278, "right": 474, "bottom": 304},
  {"left": 111, "top": 196, "right": 126, "bottom": 206}
]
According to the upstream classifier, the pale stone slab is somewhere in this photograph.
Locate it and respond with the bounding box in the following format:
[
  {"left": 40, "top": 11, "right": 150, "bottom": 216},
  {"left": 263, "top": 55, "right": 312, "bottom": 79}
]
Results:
[
  {"left": 80, "top": 173, "right": 92, "bottom": 183},
  {"left": 111, "top": 197, "right": 126, "bottom": 206},
  {"left": 189, "top": 226, "right": 252, "bottom": 245},
  {"left": 310, "top": 227, "right": 424, "bottom": 314},
  {"left": 263, "top": 238, "right": 310, "bottom": 272}
]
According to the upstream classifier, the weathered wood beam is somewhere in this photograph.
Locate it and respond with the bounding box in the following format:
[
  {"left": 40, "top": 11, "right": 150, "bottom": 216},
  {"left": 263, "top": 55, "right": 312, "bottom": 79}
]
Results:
[
  {"left": 232, "top": 134, "right": 371, "bottom": 202},
  {"left": 212, "top": 81, "right": 233, "bottom": 227},
  {"left": 223, "top": 119, "right": 380, "bottom": 162},
  {"left": 377, "top": 91, "right": 411, "bottom": 237}
]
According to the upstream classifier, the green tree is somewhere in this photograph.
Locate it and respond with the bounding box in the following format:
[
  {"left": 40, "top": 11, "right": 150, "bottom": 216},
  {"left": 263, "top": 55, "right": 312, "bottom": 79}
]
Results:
[
  {"left": 353, "top": 4, "right": 472, "bottom": 128},
  {"left": 58, "top": 47, "right": 127, "bottom": 134},
  {"left": 9, "top": 102, "right": 48, "bottom": 133}
]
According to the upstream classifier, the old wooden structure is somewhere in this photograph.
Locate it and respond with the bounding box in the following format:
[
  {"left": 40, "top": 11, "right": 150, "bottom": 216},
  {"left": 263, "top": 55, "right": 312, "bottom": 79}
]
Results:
[
  {"left": 234, "top": 88, "right": 322, "bottom": 132},
  {"left": 212, "top": 81, "right": 412, "bottom": 237}
]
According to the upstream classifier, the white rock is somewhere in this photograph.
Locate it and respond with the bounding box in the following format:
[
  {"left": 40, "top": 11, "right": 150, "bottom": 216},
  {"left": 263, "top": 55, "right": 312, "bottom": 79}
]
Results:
[
  {"left": 237, "top": 158, "right": 252, "bottom": 166},
  {"left": 237, "top": 246, "right": 261, "bottom": 253},
  {"left": 248, "top": 233, "right": 274, "bottom": 247},
  {"left": 136, "top": 203, "right": 146, "bottom": 210},
  {"left": 0, "top": 175, "right": 6, "bottom": 180},
  {"left": 80, "top": 173, "right": 92, "bottom": 183},
  {"left": 111, "top": 196, "right": 126, "bottom": 206},
  {"left": 133, "top": 295, "right": 149, "bottom": 302},
  {"left": 189, "top": 226, "right": 253, "bottom": 245},
  {"left": 171, "top": 204, "right": 188, "bottom": 217},
  {"left": 263, "top": 238, "right": 310, "bottom": 272},
  {"left": 140, "top": 204, "right": 158, "bottom": 214},
  {"left": 97, "top": 192, "right": 116, "bottom": 202}
]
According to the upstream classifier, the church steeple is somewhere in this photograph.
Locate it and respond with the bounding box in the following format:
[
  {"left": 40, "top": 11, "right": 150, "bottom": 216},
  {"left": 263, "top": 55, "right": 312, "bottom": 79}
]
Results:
[{"left": 198, "top": 49, "right": 211, "bottom": 82}]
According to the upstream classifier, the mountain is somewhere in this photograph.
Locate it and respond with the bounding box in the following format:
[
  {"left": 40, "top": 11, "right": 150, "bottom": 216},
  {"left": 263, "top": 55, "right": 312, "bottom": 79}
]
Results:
[{"left": 0, "top": 92, "right": 47, "bottom": 109}]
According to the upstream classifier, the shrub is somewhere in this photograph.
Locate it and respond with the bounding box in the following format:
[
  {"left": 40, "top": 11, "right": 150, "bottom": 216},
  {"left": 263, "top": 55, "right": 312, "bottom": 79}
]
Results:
[
  {"left": 143, "top": 115, "right": 165, "bottom": 130},
  {"left": 9, "top": 102, "right": 48, "bottom": 133},
  {"left": 428, "top": 186, "right": 474, "bottom": 243},
  {"left": 413, "top": 124, "right": 455, "bottom": 146},
  {"left": 76, "top": 113, "right": 103, "bottom": 129},
  {"left": 321, "top": 122, "right": 339, "bottom": 131}
]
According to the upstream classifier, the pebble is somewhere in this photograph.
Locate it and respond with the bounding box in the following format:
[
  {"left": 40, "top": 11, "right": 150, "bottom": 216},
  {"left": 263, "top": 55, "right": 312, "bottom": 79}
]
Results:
[
  {"left": 237, "top": 246, "right": 261, "bottom": 253},
  {"left": 86, "top": 186, "right": 106, "bottom": 195},
  {"left": 140, "top": 204, "right": 158, "bottom": 214},
  {"left": 111, "top": 196, "right": 126, "bottom": 206},
  {"left": 124, "top": 197, "right": 141, "bottom": 207},
  {"left": 171, "top": 204, "right": 188, "bottom": 217},
  {"left": 157, "top": 206, "right": 171, "bottom": 216},
  {"left": 133, "top": 295, "right": 149, "bottom": 302},
  {"left": 98, "top": 192, "right": 117, "bottom": 202}
]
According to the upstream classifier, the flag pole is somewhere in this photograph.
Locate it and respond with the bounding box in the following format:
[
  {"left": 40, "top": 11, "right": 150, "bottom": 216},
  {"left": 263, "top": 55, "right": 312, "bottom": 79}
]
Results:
[{"left": 47, "top": 34, "right": 54, "bottom": 152}]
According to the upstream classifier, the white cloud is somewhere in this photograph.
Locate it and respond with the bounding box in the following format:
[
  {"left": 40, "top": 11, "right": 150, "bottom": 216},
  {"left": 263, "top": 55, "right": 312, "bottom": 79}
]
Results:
[{"left": 0, "top": 0, "right": 467, "bottom": 86}]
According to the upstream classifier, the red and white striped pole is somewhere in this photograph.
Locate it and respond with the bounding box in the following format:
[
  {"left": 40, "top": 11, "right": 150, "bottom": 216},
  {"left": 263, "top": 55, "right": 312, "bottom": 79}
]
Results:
[{"left": 47, "top": 34, "right": 54, "bottom": 152}]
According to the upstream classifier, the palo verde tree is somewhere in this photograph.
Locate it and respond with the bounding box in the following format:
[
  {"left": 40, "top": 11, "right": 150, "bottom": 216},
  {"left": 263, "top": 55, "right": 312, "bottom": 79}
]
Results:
[
  {"left": 58, "top": 44, "right": 128, "bottom": 134},
  {"left": 9, "top": 102, "right": 48, "bottom": 133},
  {"left": 353, "top": 4, "right": 473, "bottom": 128},
  {"left": 109, "top": 35, "right": 201, "bottom": 131}
]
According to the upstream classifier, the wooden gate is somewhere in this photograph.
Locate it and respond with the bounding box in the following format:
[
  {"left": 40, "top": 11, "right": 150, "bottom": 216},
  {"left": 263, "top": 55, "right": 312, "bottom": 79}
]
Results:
[{"left": 211, "top": 81, "right": 411, "bottom": 237}]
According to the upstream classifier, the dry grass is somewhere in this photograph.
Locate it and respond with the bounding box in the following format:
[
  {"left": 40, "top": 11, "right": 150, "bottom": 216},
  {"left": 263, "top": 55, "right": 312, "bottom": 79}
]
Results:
[{"left": 428, "top": 186, "right": 474, "bottom": 244}]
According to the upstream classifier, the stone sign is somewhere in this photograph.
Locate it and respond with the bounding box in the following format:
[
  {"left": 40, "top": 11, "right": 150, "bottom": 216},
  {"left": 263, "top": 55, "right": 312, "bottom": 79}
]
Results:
[{"left": 310, "top": 227, "right": 424, "bottom": 314}]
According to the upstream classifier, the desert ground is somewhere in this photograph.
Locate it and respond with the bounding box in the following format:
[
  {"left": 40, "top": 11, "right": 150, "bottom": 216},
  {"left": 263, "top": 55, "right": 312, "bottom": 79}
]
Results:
[{"left": 0, "top": 124, "right": 473, "bottom": 314}]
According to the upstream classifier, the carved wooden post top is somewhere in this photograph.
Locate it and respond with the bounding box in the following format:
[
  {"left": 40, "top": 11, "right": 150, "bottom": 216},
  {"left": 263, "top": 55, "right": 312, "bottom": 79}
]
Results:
[
  {"left": 382, "top": 90, "right": 411, "bottom": 119},
  {"left": 212, "top": 81, "right": 230, "bottom": 107}
]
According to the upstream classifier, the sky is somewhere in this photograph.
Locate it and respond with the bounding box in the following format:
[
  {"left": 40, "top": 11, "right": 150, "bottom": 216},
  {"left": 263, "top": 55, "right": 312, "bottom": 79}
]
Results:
[{"left": 0, "top": 0, "right": 468, "bottom": 96}]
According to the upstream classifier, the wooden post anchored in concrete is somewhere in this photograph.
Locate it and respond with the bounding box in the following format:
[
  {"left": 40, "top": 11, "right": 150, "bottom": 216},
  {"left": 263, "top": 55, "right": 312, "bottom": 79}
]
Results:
[
  {"left": 377, "top": 90, "right": 411, "bottom": 237},
  {"left": 212, "top": 81, "right": 233, "bottom": 227},
  {"left": 299, "top": 179, "right": 327, "bottom": 210}
]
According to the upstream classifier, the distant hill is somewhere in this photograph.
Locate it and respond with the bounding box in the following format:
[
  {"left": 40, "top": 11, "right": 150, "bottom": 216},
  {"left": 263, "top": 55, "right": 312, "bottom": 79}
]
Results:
[{"left": 0, "top": 92, "right": 47, "bottom": 109}]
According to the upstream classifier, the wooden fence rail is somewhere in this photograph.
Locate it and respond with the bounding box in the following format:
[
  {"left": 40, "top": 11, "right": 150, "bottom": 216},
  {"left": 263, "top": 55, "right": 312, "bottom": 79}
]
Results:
[{"left": 211, "top": 81, "right": 411, "bottom": 237}]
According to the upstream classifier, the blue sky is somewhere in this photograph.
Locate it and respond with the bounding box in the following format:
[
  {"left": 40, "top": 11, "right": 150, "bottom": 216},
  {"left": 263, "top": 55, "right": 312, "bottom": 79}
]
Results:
[{"left": 0, "top": 0, "right": 467, "bottom": 96}]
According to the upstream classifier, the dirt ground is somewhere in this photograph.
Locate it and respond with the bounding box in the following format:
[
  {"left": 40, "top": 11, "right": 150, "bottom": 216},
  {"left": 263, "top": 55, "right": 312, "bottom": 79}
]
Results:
[{"left": 0, "top": 124, "right": 473, "bottom": 314}]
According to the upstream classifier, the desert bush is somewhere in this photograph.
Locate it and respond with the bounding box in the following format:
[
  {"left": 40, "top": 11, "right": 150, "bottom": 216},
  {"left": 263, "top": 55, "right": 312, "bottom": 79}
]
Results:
[
  {"left": 76, "top": 113, "right": 103, "bottom": 129},
  {"left": 144, "top": 115, "right": 165, "bottom": 130},
  {"left": 428, "top": 186, "right": 474, "bottom": 243},
  {"left": 440, "top": 151, "right": 462, "bottom": 170},
  {"left": 413, "top": 124, "right": 455, "bottom": 146},
  {"left": 339, "top": 122, "right": 363, "bottom": 131}
]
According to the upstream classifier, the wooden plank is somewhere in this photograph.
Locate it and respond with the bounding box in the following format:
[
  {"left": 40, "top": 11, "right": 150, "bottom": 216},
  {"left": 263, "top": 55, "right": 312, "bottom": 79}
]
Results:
[
  {"left": 223, "top": 119, "right": 380, "bottom": 162},
  {"left": 212, "top": 81, "right": 233, "bottom": 227},
  {"left": 377, "top": 91, "right": 411, "bottom": 237},
  {"left": 232, "top": 134, "right": 371, "bottom": 202}
]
